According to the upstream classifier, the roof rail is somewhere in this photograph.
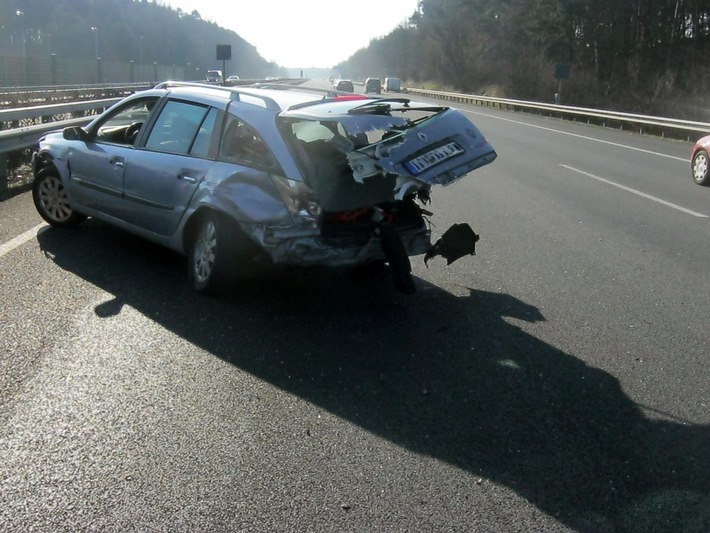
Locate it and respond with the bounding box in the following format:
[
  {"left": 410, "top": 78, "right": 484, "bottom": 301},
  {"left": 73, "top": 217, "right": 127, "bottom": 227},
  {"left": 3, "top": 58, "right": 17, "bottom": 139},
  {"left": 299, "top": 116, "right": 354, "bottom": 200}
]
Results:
[
  {"left": 248, "top": 82, "right": 333, "bottom": 96},
  {"left": 152, "top": 81, "right": 281, "bottom": 111}
]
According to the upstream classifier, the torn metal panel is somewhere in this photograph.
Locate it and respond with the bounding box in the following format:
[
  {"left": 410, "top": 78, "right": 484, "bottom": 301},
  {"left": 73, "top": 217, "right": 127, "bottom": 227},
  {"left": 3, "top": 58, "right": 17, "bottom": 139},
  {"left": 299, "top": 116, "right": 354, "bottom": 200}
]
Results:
[
  {"left": 244, "top": 219, "right": 431, "bottom": 267},
  {"left": 424, "top": 223, "right": 480, "bottom": 266},
  {"left": 205, "top": 163, "right": 293, "bottom": 225}
]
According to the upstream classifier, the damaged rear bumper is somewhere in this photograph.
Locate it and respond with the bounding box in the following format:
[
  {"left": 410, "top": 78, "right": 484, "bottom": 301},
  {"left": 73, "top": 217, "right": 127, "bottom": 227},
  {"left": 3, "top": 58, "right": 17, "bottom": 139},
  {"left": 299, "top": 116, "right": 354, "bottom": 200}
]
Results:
[
  {"left": 242, "top": 219, "right": 480, "bottom": 293},
  {"left": 250, "top": 222, "right": 432, "bottom": 267}
]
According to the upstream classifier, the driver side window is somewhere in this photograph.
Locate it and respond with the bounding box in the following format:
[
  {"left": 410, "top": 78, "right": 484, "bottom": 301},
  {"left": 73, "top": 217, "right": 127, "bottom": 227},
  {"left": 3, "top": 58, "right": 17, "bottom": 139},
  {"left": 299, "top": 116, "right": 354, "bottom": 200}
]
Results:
[{"left": 95, "top": 97, "right": 158, "bottom": 145}]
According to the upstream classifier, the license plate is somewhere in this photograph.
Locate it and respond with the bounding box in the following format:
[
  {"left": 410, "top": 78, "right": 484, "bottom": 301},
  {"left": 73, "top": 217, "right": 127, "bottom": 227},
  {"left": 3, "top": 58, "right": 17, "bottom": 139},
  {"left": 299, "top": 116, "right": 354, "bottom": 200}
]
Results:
[{"left": 404, "top": 141, "right": 464, "bottom": 175}]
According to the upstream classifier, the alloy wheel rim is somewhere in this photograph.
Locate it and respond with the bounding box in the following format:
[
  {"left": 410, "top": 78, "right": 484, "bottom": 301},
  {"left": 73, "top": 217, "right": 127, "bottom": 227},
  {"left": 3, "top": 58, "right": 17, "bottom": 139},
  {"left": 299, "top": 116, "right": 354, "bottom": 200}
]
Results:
[
  {"left": 693, "top": 154, "right": 708, "bottom": 182},
  {"left": 39, "top": 175, "right": 73, "bottom": 222},
  {"left": 193, "top": 221, "right": 217, "bottom": 283}
]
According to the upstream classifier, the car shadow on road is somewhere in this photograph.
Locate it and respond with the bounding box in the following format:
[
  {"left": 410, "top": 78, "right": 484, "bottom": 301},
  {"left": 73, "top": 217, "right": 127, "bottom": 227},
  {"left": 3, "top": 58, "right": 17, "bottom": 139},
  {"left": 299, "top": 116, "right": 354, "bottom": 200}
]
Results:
[{"left": 37, "top": 221, "right": 710, "bottom": 532}]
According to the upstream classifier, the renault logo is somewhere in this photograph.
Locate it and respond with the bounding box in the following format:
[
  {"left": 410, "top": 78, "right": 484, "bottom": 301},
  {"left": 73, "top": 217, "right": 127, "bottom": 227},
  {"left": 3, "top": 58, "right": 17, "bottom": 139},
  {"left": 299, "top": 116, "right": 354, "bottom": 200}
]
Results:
[{"left": 417, "top": 132, "right": 428, "bottom": 143}]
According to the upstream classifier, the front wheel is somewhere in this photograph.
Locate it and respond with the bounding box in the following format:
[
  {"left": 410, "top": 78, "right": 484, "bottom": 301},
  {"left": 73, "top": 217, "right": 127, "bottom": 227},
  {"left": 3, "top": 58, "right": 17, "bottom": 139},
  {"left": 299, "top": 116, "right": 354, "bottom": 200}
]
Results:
[
  {"left": 187, "top": 212, "right": 241, "bottom": 295},
  {"left": 32, "top": 169, "right": 86, "bottom": 227},
  {"left": 692, "top": 149, "right": 709, "bottom": 186}
]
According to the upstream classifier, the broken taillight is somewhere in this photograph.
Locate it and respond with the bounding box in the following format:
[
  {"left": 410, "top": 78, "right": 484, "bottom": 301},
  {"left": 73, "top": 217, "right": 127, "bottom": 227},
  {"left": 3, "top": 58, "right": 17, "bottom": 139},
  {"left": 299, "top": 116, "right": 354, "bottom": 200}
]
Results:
[{"left": 333, "top": 94, "right": 368, "bottom": 102}]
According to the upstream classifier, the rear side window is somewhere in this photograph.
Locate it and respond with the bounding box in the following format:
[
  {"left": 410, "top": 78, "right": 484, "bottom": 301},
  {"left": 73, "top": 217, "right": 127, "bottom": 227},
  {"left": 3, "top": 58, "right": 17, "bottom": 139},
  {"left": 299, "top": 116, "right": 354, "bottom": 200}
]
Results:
[
  {"left": 219, "top": 116, "right": 276, "bottom": 169},
  {"left": 190, "top": 108, "right": 219, "bottom": 158},
  {"left": 145, "top": 100, "right": 210, "bottom": 155}
]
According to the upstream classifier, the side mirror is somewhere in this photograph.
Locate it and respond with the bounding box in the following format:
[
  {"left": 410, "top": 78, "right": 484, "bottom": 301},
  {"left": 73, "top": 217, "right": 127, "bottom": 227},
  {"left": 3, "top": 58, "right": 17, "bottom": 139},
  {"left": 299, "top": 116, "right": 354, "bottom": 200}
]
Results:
[{"left": 63, "top": 126, "right": 89, "bottom": 142}]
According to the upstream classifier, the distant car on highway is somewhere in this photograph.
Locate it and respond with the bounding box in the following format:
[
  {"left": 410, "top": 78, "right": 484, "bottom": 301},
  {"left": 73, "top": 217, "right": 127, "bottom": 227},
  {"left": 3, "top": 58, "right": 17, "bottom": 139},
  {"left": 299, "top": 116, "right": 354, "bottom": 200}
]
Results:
[
  {"left": 364, "top": 78, "right": 381, "bottom": 94},
  {"left": 205, "top": 70, "right": 223, "bottom": 84},
  {"left": 31, "top": 82, "right": 497, "bottom": 295},
  {"left": 384, "top": 77, "right": 401, "bottom": 92},
  {"left": 332, "top": 79, "right": 354, "bottom": 93},
  {"left": 691, "top": 135, "right": 710, "bottom": 186}
]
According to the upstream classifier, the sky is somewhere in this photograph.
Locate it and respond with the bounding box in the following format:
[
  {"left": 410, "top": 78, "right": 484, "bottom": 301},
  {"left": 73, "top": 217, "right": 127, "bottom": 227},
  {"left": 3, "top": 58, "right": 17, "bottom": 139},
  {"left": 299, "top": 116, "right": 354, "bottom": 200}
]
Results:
[{"left": 165, "top": 0, "right": 420, "bottom": 68}]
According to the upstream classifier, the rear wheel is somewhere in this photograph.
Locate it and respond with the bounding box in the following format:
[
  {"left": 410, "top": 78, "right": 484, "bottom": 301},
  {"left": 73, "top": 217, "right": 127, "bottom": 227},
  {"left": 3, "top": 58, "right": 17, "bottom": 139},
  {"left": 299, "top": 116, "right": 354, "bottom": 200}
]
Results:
[
  {"left": 187, "top": 212, "right": 243, "bottom": 295},
  {"left": 32, "top": 169, "right": 86, "bottom": 227},
  {"left": 692, "top": 149, "right": 709, "bottom": 186},
  {"left": 378, "top": 225, "right": 416, "bottom": 295}
]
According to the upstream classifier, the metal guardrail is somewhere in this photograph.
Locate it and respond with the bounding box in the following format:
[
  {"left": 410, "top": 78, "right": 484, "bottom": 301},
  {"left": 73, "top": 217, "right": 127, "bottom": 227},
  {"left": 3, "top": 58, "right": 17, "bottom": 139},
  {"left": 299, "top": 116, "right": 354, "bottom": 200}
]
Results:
[
  {"left": 0, "top": 82, "right": 152, "bottom": 104},
  {"left": 406, "top": 88, "right": 710, "bottom": 140},
  {"left": 1, "top": 98, "right": 121, "bottom": 125}
]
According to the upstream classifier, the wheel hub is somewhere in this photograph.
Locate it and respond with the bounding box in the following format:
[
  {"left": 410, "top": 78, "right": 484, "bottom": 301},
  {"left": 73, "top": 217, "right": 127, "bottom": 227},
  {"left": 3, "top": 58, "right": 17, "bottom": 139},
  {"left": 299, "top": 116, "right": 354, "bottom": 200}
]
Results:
[
  {"left": 193, "top": 222, "right": 217, "bottom": 283},
  {"left": 693, "top": 154, "right": 708, "bottom": 182},
  {"left": 39, "top": 176, "right": 72, "bottom": 222}
]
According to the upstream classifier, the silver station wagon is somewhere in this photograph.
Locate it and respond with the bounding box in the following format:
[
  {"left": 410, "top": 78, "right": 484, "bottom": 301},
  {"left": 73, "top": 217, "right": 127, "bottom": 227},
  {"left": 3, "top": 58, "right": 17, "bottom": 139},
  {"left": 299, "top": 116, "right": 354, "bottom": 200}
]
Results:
[{"left": 32, "top": 82, "right": 497, "bottom": 294}]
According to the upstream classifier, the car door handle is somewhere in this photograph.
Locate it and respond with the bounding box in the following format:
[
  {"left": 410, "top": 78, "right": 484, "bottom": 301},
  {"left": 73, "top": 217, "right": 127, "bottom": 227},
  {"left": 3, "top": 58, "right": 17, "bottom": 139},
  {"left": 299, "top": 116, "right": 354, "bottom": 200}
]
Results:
[
  {"left": 110, "top": 157, "right": 125, "bottom": 168},
  {"left": 179, "top": 174, "right": 197, "bottom": 183}
]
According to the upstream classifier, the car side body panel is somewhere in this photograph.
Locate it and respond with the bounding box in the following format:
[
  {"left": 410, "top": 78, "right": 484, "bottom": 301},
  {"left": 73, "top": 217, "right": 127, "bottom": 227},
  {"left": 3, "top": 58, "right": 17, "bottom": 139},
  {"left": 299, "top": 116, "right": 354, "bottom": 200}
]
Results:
[{"left": 121, "top": 149, "right": 211, "bottom": 236}]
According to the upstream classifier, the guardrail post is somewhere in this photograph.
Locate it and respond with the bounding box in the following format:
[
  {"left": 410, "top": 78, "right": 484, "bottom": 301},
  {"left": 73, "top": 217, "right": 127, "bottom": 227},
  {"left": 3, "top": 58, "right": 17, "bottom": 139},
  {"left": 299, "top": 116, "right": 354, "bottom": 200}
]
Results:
[
  {"left": 0, "top": 152, "right": 7, "bottom": 195},
  {"left": 0, "top": 116, "right": 7, "bottom": 195},
  {"left": 51, "top": 54, "right": 58, "bottom": 86}
]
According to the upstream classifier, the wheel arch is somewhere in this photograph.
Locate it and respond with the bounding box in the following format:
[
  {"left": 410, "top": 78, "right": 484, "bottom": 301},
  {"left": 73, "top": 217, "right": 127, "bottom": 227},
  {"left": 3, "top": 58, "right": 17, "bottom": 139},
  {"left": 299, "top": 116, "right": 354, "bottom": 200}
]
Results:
[
  {"left": 182, "top": 206, "right": 243, "bottom": 253},
  {"left": 33, "top": 150, "right": 60, "bottom": 177},
  {"left": 182, "top": 205, "right": 265, "bottom": 262}
]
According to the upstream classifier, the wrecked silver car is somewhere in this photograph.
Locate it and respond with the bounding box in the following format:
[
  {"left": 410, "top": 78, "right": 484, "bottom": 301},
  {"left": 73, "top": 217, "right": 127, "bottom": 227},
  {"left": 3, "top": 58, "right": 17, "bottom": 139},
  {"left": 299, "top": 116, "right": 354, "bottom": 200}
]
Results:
[{"left": 32, "top": 82, "right": 496, "bottom": 294}]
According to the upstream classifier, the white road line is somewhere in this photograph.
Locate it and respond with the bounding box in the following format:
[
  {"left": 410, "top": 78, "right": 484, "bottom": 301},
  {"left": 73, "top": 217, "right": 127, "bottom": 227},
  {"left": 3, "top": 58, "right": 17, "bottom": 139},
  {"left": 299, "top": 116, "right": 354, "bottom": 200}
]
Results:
[
  {"left": 463, "top": 110, "right": 689, "bottom": 162},
  {"left": 560, "top": 165, "right": 708, "bottom": 218},
  {"left": 0, "top": 223, "right": 46, "bottom": 258}
]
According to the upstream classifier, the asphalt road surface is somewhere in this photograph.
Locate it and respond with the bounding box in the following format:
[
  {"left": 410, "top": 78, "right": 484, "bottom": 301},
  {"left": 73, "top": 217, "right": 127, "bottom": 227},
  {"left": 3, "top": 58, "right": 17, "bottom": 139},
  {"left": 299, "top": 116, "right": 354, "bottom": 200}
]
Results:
[{"left": 1, "top": 86, "right": 708, "bottom": 532}]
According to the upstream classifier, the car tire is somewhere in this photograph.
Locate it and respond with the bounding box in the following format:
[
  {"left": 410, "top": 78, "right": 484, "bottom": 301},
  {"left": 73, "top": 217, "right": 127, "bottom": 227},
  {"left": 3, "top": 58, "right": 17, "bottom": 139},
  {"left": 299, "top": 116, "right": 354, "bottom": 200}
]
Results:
[
  {"left": 187, "top": 211, "right": 242, "bottom": 295},
  {"left": 32, "top": 168, "right": 86, "bottom": 227},
  {"left": 691, "top": 149, "right": 710, "bottom": 186}
]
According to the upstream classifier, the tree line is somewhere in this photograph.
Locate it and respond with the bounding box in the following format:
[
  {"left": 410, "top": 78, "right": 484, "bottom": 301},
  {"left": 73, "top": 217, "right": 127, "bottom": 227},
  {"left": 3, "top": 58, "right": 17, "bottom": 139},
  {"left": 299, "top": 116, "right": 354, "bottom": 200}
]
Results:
[
  {"left": 337, "top": 0, "right": 710, "bottom": 120},
  {"left": 1, "top": 0, "right": 285, "bottom": 80}
]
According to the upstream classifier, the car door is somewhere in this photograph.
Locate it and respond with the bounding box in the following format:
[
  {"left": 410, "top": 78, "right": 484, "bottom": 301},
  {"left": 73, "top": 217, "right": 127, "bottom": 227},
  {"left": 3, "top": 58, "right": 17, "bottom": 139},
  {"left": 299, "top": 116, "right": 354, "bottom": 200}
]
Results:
[
  {"left": 121, "top": 100, "right": 219, "bottom": 236},
  {"left": 66, "top": 97, "right": 158, "bottom": 218}
]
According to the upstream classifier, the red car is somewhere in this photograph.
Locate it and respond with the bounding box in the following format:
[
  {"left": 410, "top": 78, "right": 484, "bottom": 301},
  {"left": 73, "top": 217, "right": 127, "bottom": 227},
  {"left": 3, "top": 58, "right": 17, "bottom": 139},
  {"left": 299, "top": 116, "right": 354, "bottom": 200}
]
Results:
[{"left": 691, "top": 135, "right": 710, "bottom": 186}]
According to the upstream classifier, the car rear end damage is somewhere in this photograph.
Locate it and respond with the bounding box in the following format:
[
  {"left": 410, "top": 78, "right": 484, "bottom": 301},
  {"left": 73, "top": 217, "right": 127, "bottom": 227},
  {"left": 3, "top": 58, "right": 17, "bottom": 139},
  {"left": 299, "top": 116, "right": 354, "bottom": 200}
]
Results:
[{"left": 240, "top": 97, "right": 497, "bottom": 292}]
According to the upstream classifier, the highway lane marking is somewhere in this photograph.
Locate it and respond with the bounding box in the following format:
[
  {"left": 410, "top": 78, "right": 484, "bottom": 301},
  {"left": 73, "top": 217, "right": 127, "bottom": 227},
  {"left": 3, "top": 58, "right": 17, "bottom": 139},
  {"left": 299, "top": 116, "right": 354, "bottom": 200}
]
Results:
[
  {"left": 560, "top": 165, "right": 708, "bottom": 218},
  {"left": 0, "top": 223, "right": 46, "bottom": 258},
  {"left": 463, "top": 110, "right": 689, "bottom": 162}
]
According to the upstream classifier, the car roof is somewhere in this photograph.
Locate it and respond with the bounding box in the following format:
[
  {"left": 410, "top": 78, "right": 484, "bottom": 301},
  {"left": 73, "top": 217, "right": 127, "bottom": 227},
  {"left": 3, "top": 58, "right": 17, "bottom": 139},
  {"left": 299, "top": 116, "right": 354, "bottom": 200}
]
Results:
[
  {"left": 151, "top": 82, "right": 407, "bottom": 118},
  {"left": 152, "top": 82, "right": 322, "bottom": 111}
]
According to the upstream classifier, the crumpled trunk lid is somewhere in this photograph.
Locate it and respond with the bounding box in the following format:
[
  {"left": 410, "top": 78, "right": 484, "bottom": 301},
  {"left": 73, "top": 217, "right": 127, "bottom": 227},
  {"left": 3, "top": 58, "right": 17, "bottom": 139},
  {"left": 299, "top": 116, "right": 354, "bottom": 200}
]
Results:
[
  {"left": 280, "top": 104, "right": 496, "bottom": 213},
  {"left": 347, "top": 108, "right": 497, "bottom": 187}
]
